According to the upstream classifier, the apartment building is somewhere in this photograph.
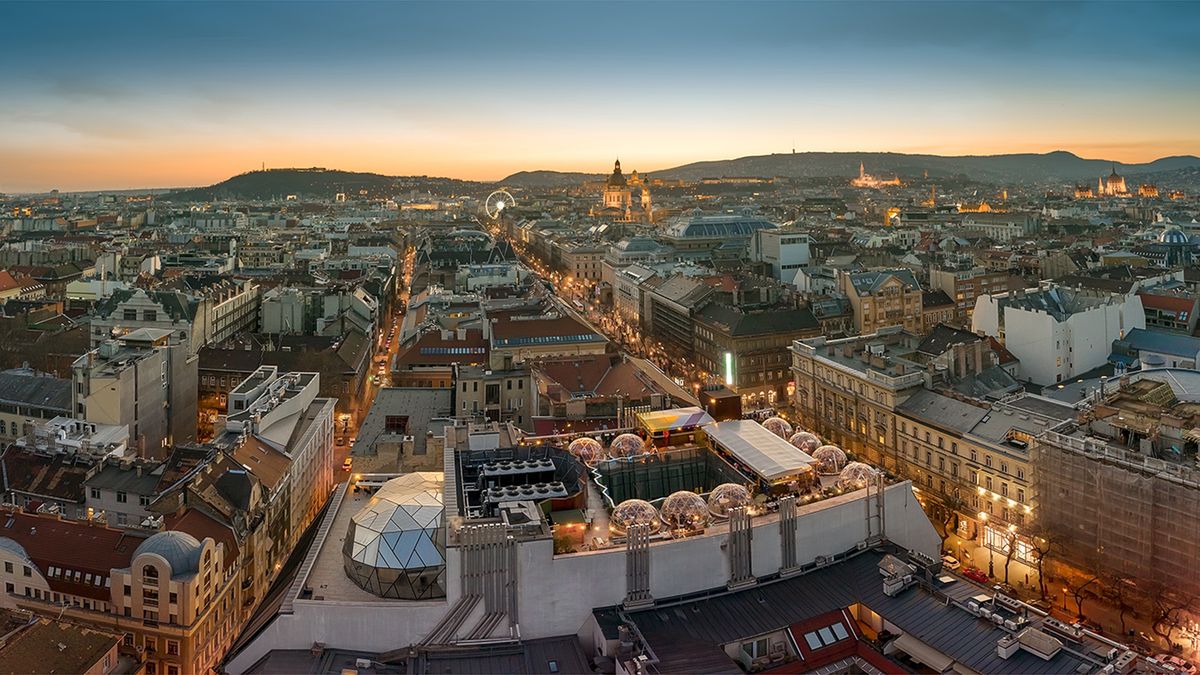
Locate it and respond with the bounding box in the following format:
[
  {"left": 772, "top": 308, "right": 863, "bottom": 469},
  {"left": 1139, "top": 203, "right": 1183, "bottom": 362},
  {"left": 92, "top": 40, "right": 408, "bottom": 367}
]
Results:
[
  {"left": 929, "top": 263, "right": 1009, "bottom": 323},
  {"left": 92, "top": 279, "right": 260, "bottom": 354},
  {"left": 896, "top": 389, "right": 1075, "bottom": 563},
  {"left": 72, "top": 328, "right": 198, "bottom": 460},
  {"left": 789, "top": 328, "right": 927, "bottom": 472},
  {"left": 838, "top": 269, "right": 923, "bottom": 334}
]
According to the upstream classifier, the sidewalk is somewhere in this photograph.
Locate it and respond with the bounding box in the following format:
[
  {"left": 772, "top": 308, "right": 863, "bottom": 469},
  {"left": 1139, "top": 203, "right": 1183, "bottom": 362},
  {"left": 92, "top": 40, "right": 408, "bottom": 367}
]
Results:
[{"left": 943, "top": 533, "right": 1197, "bottom": 663}]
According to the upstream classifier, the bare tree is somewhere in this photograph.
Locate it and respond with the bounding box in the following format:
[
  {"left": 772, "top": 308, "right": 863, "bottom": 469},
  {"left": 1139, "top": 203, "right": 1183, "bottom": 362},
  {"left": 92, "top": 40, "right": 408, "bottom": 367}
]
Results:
[
  {"left": 1026, "top": 523, "right": 1060, "bottom": 601},
  {"left": 1002, "top": 529, "right": 1019, "bottom": 586},
  {"left": 1101, "top": 574, "right": 1136, "bottom": 636},
  {"left": 1147, "top": 579, "right": 1195, "bottom": 644}
]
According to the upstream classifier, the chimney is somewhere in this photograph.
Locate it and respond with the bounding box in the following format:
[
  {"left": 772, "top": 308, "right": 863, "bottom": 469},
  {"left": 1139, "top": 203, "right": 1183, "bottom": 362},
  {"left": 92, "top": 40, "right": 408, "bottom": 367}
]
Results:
[
  {"left": 956, "top": 344, "right": 967, "bottom": 379},
  {"left": 974, "top": 339, "right": 985, "bottom": 375}
]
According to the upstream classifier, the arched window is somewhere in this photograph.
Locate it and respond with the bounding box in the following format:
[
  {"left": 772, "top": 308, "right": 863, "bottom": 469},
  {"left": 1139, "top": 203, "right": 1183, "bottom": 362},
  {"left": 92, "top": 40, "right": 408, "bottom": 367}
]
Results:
[{"left": 141, "top": 565, "right": 159, "bottom": 584}]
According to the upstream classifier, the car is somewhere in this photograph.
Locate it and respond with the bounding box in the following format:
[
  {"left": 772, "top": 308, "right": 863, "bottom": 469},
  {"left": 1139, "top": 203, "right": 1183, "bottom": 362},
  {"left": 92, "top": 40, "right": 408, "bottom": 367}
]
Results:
[
  {"left": 343, "top": 457, "right": 353, "bottom": 471},
  {"left": 336, "top": 437, "right": 346, "bottom": 446},
  {"left": 961, "top": 566, "right": 989, "bottom": 583},
  {"left": 941, "top": 554, "right": 961, "bottom": 570},
  {"left": 1162, "top": 655, "right": 1197, "bottom": 674}
]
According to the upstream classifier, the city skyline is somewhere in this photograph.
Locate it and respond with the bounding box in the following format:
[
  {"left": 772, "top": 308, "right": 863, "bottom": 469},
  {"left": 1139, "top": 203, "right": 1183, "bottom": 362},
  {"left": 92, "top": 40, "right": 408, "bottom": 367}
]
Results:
[{"left": 3, "top": 0, "right": 1200, "bottom": 192}]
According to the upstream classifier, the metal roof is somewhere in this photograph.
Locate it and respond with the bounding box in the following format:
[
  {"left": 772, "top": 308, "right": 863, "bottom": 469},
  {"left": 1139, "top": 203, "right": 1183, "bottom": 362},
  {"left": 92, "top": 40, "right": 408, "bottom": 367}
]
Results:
[
  {"left": 702, "top": 419, "right": 814, "bottom": 481},
  {"left": 610, "top": 550, "right": 1096, "bottom": 675}
]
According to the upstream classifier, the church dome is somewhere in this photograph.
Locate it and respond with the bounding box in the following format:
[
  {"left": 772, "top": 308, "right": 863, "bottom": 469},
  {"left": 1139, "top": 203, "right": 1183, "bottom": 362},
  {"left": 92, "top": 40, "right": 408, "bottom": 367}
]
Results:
[
  {"left": 1160, "top": 227, "right": 1189, "bottom": 245},
  {"left": 134, "top": 531, "right": 204, "bottom": 575}
]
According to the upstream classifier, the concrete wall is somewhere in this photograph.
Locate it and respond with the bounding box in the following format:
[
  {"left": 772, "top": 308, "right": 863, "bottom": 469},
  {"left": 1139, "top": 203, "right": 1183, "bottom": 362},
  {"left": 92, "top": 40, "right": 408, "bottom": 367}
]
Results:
[{"left": 225, "top": 482, "right": 937, "bottom": 673}]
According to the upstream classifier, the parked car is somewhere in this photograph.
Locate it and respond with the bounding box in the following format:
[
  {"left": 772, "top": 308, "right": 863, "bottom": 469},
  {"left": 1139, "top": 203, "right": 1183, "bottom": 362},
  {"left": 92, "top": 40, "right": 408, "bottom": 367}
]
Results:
[
  {"left": 1161, "top": 655, "right": 1197, "bottom": 674},
  {"left": 941, "top": 554, "right": 961, "bottom": 570},
  {"left": 343, "top": 457, "right": 353, "bottom": 471},
  {"left": 962, "top": 566, "right": 989, "bottom": 583}
]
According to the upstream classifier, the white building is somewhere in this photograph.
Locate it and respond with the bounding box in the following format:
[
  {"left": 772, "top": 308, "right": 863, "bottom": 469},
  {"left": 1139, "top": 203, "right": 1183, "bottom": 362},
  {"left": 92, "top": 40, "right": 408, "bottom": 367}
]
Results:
[
  {"left": 750, "top": 230, "right": 812, "bottom": 282},
  {"left": 972, "top": 286, "right": 1144, "bottom": 385}
]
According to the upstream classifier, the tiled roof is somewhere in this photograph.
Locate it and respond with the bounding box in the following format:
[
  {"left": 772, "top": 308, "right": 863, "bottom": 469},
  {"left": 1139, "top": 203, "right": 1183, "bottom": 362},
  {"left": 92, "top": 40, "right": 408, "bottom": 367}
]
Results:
[
  {"left": 0, "top": 373, "right": 71, "bottom": 412},
  {"left": 0, "top": 509, "right": 146, "bottom": 600},
  {"left": 0, "top": 447, "right": 90, "bottom": 502},
  {"left": 0, "top": 618, "right": 121, "bottom": 675},
  {"left": 164, "top": 508, "right": 240, "bottom": 570}
]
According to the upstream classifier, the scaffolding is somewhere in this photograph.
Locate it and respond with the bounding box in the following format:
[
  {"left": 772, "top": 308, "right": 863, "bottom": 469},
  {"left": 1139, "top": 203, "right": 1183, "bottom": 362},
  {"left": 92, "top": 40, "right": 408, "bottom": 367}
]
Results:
[{"left": 1035, "top": 425, "right": 1200, "bottom": 595}]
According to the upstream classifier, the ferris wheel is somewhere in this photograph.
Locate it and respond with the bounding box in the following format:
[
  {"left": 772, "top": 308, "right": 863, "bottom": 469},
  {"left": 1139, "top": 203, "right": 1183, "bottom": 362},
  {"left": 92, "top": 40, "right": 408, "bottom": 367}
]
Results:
[{"left": 485, "top": 190, "right": 515, "bottom": 219}]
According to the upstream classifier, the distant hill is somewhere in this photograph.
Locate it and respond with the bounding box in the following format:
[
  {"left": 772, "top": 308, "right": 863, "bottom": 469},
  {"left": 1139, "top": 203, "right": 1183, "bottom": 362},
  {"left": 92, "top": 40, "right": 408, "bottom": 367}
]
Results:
[
  {"left": 161, "top": 168, "right": 483, "bottom": 202},
  {"left": 654, "top": 151, "right": 1200, "bottom": 184},
  {"left": 162, "top": 168, "right": 400, "bottom": 201},
  {"left": 498, "top": 170, "right": 603, "bottom": 189},
  {"left": 505, "top": 151, "right": 1200, "bottom": 187}
]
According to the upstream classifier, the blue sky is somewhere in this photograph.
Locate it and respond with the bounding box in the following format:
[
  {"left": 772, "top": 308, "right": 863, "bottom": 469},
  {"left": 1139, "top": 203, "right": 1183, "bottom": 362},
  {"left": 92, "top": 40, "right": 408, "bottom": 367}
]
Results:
[{"left": 2, "top": 1, "right": 1198, "bottom": 191}]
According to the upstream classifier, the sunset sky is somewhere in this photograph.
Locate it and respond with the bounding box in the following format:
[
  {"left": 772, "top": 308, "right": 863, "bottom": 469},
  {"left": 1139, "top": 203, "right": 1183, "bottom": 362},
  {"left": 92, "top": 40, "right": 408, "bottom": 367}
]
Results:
[{"left": 2, "top": 1, "right": 1199, "bottom": 192}]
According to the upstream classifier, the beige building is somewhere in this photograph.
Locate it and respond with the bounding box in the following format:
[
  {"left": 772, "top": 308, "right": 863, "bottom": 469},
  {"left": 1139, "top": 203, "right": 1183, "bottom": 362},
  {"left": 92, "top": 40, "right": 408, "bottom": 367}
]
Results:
[
  {"left": 838, "top": 269, "right": 924, "bottom": 335},
  {"left": 896, "top": 389, "right": 1075, "bottom": 562},
  {"left": 929, "top": 264, "right": 1010, "bottom": 323},
  {"left": 789, "top": 329, "right": 926, "bottom": 473}
]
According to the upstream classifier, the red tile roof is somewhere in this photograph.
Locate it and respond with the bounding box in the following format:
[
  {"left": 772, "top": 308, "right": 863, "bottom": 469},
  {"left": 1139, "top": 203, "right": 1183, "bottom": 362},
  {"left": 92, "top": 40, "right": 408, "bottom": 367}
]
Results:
[
  {"left": 396, "top": 328, "right": 488, "bottom": 367},
  {"left": 0, "top": 510, "right": 147, "bottom": 600},
  {"left": 1138, "top": 292, "right": 1196, "bottom": 315},
  {"left": 164, "top": 509, "right": 239, "bottom": 570}
]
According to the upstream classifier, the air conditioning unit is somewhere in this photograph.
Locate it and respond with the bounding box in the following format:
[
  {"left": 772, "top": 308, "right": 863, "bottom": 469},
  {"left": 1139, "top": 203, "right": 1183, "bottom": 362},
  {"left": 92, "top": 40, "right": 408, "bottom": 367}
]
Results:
[{"left": 355, "top": 658, "right": 372, "bottom": 669}]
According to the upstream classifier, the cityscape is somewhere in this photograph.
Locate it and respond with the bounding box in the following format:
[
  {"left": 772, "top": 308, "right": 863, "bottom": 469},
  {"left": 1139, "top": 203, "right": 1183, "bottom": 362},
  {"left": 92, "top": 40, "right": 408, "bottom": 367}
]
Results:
[{"left": 1, "top": 2, "right": 1200, "bottom": 674}]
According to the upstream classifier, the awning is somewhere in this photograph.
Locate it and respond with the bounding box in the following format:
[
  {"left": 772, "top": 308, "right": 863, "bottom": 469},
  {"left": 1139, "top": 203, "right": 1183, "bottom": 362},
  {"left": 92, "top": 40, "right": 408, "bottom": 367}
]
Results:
[
  {"left": 637, "top": 406, "right": 714, "bottom": 434},
  {"left": 892, "top": 633, "right": 955, "bottom": 673}
]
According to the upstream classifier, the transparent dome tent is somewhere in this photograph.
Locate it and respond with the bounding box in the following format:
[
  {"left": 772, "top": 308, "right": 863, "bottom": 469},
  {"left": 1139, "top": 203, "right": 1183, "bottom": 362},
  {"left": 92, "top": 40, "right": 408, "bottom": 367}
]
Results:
[
  {"left": 609, "top": 433, "right": 648, "bottom": 459},
  {"left": 788, "top": 431, "right": 821, "bottom": 453},
  {"left": 610, "top": 499, "right": 661, "bottom": 534},
  {"left": 837, "top": 462, "right": 879, "bottom": 490},
  {"left": 707, "top": 483, "right": 752, "bottom": 518},
  {"left": 660, "top": 491, "right": 710, "bottom": 530},
  {"left": 343, "top": 472, "right": 446, "bottom": 600},
  {"left": 567, "top": 437, "right": 605, "bottom": 466},
  {"left": 762, "top": 417, "right": 793, "bottom": 439},
  {"left": 812, "top": 445, "right": 847, "bottom": 474}
]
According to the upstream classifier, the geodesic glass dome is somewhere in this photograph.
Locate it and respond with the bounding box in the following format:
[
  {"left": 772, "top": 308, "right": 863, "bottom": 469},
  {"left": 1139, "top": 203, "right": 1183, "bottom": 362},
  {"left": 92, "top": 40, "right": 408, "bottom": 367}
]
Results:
[
  {"left": 343, "top": 472, "right": 446, "bottom": 600},
  {"left": 789, "top": 431, "right": 821, "bottom": 453},
  {"left": 609, "top": 433, "right": 648, "bottom": 459},
  {"left": 567, "top": 437, "right": 605, "bottom": 466},
  {"left": 762, "top": 417, "right": 793, "bottom": 439},
  {"left": 660, "top": 491, "right": 710, "bottom": 530},
  {"left": 837, "top": 462, "right": 879, "bottom": 490},
  {"left": 610, "top": 499, "right": 661, "bottom": 534},
  {"left": 812, "top": 445, "right": 847, "bottom": 474},
  {"left": 707, "top": 483, "right": 752, "bottom": 518}
]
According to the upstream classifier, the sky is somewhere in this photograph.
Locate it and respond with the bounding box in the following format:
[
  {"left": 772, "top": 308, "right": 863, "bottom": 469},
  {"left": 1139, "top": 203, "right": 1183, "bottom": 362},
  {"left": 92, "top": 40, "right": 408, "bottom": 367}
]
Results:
[{"left": 2, "top": 1, "right": 1199, "bottom": 192}]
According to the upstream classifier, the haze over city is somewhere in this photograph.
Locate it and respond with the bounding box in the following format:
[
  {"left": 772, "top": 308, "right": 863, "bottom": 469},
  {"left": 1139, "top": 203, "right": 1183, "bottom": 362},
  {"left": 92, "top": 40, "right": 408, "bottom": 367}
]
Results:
[{"left": 3, "top": 0, "right": 1200, "bottom": 192}]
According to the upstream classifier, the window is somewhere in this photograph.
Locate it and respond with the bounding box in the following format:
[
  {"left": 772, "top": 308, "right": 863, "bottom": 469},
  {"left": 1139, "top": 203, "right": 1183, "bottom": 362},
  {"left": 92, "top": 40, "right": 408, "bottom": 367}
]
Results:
[
  {"left": 985, "top": 476, "right": 993, "bottom": 491},
  {"left": 1000, "top": 461, "right": 1008, "bottom": 475},
  {"left": 1017, "top": 467, "right": 1025, "bottom": 481},
  {"left": 3, "top": 562, "right": 10, "bottom": 574},
  {"left": 1017, "top": 488, "right": 1025, "bottom": 503},
  {"left": 22, "top": 566, "right": 31, "bottom": 578},
  {"left": 89, "top": 487, "right": 101, "bottom": 499},
  {"left": 123, "top": 309, "right": 137, "bottom": 321},
  {"left": 166, "top": 640, "right": 180, "bottom": 655},
  {"left": 143, "top": 310, "right": 157, "bottom": 322},
  {"left": 116, "top": 491, "right": 127, "bottom": 503},
  {"left": 140, "top": 495, "right": 151, "bottom": 507},
  {"left": 985, "top": 455, "right": 993, "bottom": 468}
]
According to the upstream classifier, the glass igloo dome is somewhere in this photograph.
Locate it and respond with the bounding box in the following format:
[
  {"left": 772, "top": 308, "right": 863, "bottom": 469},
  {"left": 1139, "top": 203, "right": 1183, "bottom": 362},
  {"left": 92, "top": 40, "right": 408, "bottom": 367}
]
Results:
[
  {"left": 788, "top": 431, "right": 821, "bottom": 453},
  {"left": 343, "top": 472, "right": 446, "bottom": 599},
  {"left": 707, "top": 483, "right": 753, "bottom": 518},
  {"left": 567, "top": 437, "right": 605, "bottom": 466},
  {"left": 610, "top": 499, "right": 661, "bottom": 534},
  {"left": 762, "top": 417, "right": 793, "bottom": 439},
  {"left": 660, "top": 491, "right": 710, "bottom": 530},
  {"left": 837, "top": 462, "right": 879, "bottom": 490},
  {"left": 609, "top": 433, "right": 648, "bottom": 459},
  {"left": 812, "top": 445, "right": 847, "bottom": 474}
]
